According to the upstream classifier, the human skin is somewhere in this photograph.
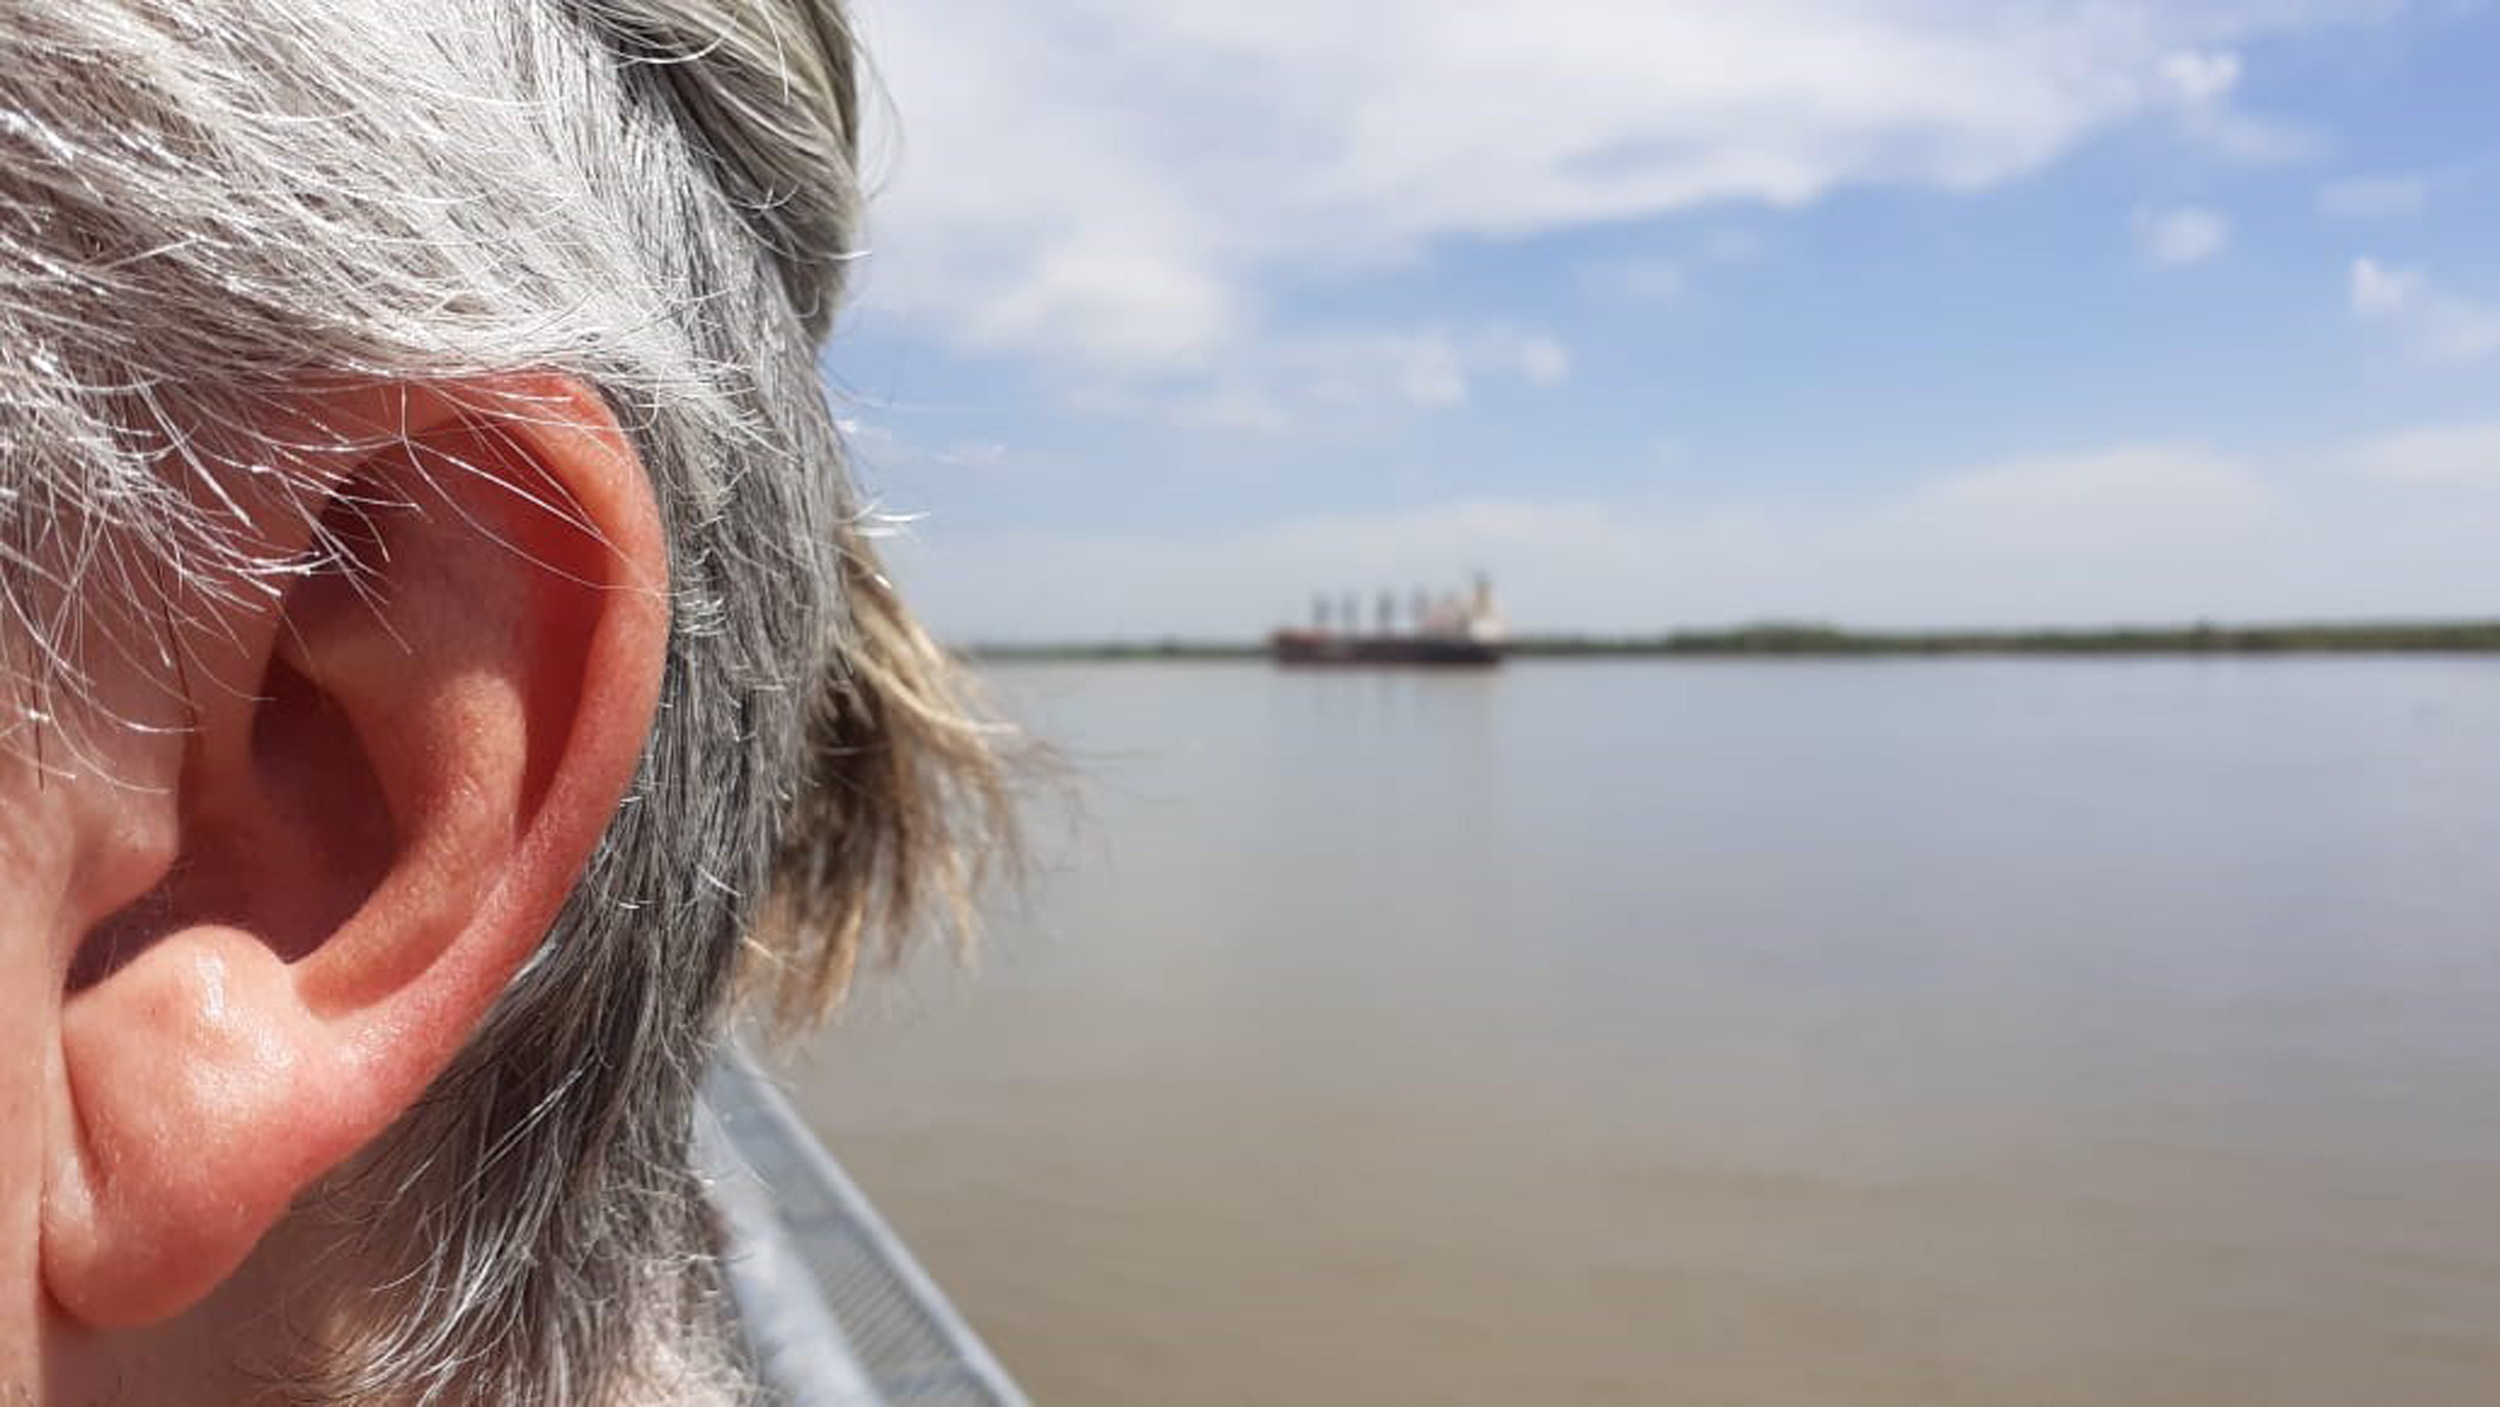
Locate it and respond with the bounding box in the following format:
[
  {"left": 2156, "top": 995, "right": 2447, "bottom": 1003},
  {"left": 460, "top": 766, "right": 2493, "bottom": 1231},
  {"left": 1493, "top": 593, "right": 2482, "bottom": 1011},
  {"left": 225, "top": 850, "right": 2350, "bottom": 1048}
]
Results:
[{"left": 0, "top": 378, "right": 669, "bottom": 1402}]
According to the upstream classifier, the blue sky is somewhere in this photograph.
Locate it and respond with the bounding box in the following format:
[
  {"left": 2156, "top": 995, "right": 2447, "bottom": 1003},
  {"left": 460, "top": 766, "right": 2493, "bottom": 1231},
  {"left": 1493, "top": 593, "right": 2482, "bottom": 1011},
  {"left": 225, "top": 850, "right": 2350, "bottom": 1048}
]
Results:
[{"left": 828, "top": 0, "right": 2500, "bottom": 640}]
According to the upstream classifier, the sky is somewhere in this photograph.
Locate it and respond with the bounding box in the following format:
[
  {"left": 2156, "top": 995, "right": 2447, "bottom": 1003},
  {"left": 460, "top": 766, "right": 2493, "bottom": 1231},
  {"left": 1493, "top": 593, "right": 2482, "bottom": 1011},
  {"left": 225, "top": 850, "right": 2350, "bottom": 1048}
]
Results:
[{"left": 825, "top": 0, "right": 2500, "bottom": 641}]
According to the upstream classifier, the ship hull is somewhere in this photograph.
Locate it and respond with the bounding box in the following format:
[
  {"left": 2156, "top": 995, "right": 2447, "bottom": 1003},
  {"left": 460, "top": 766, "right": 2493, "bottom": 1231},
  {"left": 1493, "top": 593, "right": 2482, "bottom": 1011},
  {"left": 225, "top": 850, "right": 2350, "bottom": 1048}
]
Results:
[{"left": 1269, "top": 630, "right": 1502, "bottom": 667}]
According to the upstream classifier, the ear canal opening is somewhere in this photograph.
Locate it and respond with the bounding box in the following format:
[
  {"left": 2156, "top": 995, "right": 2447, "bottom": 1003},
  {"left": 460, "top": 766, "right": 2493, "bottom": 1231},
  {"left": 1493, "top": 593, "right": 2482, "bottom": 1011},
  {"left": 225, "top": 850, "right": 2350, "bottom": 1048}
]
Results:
[
  {"left": 66, "top": 870, "right": 179, "bottom": 995},
  {"left": 67, "top": 549, "right": 400, "bottom": 994},
  {"left": 243, "top": 643, "right": 397, "bottom": 961}
]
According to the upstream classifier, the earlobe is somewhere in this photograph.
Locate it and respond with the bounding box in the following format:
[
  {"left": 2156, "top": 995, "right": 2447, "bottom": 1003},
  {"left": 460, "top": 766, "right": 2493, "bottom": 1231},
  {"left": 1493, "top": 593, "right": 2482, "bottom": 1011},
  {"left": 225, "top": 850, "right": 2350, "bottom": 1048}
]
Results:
[{"left": 41, "top": 379, "right": 668, "bottom": 1328}]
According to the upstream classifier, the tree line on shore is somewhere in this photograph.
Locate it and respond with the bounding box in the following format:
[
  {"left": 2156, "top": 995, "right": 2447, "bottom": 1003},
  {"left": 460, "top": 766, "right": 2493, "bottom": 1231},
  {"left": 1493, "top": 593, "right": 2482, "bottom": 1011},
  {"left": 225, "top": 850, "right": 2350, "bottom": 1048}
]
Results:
[{"left": 964, "top": 619, "right": 2500, "bottom": 662}]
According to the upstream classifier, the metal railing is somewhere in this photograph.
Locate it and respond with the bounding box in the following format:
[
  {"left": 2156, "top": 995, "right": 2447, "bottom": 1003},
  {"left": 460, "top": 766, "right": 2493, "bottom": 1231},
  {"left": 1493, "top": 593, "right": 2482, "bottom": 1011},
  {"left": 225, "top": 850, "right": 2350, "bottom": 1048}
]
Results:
[{"left": 701, "top": 1049, "right": 1032, "bottom": 1407}]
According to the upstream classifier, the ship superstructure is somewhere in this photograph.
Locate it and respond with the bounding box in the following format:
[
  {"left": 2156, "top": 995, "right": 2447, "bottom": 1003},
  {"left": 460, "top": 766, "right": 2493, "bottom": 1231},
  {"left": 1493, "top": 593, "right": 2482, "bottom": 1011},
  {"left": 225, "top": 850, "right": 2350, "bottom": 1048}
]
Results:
[{"left": 1269, "top": 573, "right": 1506, "bottom": 666}]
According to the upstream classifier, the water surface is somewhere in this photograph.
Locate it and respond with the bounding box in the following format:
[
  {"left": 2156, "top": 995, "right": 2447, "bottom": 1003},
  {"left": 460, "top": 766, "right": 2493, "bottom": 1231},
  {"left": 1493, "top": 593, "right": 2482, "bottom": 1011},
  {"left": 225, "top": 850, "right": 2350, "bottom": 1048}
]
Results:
[{"left": 779, "top": 657, "right": 2500, "bottom": 1405}]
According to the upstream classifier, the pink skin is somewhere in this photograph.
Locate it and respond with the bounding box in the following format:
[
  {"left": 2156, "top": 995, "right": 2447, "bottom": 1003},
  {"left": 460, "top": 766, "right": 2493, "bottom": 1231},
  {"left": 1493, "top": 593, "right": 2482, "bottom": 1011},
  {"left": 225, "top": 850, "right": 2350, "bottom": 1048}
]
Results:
[{"left": 0, "top": 379, "right": 667, "bottom": 1402}]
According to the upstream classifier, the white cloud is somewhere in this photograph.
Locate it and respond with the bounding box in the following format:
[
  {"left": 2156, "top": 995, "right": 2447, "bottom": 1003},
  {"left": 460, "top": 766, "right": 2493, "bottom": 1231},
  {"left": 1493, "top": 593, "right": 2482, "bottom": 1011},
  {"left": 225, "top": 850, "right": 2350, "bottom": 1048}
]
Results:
[
  {"left": 1358, "top": 333, "right": 1467, "bottom": 409},
  {"left": 2160, "top": 49, "right": 2243, "bottom": 105},
  {"left": 2353, "top": 422, "right": 2500, "bottom": 489},
  {"left": 2156, "top": 46, "right": 2317, "bottom": 164},
  {"left": 1585, "top": 258, "right": 1688, "bottom": 302},
  {"left": 837, "top": 418, "right": 1022, "bottom": 480},
  {"left": 2318, "top": 174, "right": 2429, "bottom": 218},
  {"left": 849, "top": 1, "right": 2372, "bottom": 378},
  {"left": 900, "top": 438, "right": 2500, "bottom": 641},
  {"left": 1168, "top": 384, "right": 1293, "bottom": 433},
  {"left": 891, "top": 443, "right": 2400, "bottom": 640},
  {"left": 2132, "top": 206, "right": 2230, "bottom": 266},
  {"left": 2349, "top": 256, "right": 2500, "bottom": 361},
  {"left": 1891, "top": 446, "right": 2268, "bottom": 547},
  {"left": 932, "top": 441, "right": 1010, "bottom": 469},
  {"left": 1507, "top": 332, "right": 1574, "bottom": 387},
  {"left": 1177, "top": 324, "right": 1572, "bottom": 424},
  {"left": 966, "top": 248, "right": 1240, "bottom": 367},
  {"left": 2349, "top": 256, "right": 2421, "bottom": 317}
]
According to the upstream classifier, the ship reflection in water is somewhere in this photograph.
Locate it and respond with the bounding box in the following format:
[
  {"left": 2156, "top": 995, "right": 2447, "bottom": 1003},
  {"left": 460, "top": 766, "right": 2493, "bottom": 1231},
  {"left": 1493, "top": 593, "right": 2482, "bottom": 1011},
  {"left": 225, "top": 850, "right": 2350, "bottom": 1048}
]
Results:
[{"left": 1269, "top": 573, "right": 1507, "bottom": 667}]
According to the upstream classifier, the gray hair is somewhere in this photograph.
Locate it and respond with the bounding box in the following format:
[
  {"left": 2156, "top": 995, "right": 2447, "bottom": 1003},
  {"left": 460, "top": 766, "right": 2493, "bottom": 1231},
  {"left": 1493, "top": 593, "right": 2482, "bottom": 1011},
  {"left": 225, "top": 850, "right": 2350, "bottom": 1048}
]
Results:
[{"left": 0, "top": 1, "right": 1001, "bottom": 1401}]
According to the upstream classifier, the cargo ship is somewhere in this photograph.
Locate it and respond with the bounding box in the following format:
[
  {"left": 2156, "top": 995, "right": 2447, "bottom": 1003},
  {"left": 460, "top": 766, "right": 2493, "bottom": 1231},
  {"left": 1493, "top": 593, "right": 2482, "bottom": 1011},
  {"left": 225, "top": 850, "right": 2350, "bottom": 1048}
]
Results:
[{"left": 1270, "top": 574, "right": 1506, "bottom": 667}]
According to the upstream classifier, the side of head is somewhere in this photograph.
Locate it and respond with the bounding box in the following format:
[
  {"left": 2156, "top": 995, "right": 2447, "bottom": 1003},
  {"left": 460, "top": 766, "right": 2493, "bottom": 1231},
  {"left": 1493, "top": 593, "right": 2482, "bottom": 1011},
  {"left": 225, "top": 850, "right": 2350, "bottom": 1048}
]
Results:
[{"left": 0, "top": 2, "right": 999, "bottom": 1401}]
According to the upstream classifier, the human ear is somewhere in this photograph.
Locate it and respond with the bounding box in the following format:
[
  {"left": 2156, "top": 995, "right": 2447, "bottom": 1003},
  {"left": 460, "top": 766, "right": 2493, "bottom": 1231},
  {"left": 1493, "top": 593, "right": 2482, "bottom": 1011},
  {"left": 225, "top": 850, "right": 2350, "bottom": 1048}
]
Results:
[{"left": 40, "top": 378, "right": 668, "bottom": 1327}]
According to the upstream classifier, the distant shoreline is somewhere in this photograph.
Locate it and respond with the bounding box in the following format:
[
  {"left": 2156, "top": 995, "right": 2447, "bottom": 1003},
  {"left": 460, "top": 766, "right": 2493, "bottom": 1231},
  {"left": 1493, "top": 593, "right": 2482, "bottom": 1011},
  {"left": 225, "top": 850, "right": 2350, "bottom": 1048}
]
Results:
[{"left": 962, "top": 619, "right": 2500, "bottom": 662}]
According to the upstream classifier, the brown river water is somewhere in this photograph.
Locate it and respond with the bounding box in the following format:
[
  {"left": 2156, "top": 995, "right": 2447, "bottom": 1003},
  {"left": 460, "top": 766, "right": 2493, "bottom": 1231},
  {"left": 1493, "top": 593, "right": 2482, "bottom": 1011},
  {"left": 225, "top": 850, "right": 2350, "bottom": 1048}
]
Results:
[{"left": 775, "top": 657, "right": 2500, "bottom": 1405}]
